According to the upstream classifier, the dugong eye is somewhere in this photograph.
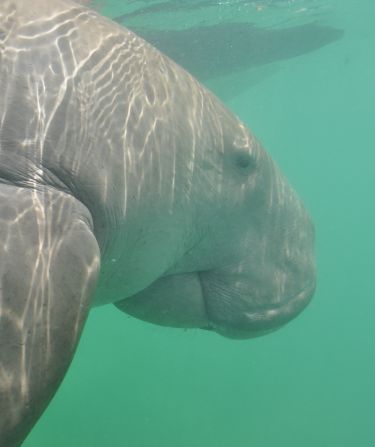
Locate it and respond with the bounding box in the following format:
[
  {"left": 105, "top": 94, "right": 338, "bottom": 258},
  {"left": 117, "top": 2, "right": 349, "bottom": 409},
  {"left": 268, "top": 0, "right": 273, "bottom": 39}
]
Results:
[{"left": 233, "top": 150, "right": 257, "bottom": 175}]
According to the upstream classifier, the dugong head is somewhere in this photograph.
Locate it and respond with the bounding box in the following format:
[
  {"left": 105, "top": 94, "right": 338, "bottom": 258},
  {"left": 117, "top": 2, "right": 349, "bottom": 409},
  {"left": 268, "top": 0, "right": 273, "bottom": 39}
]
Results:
[{"left": 116, "top": 93, "right": 315, "bottom": 339}]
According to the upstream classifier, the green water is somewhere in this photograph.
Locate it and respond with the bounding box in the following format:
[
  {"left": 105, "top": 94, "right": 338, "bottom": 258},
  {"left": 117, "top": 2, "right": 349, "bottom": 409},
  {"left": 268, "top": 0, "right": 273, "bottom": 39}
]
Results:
[{"left": 25, "top": 1, "right": 374, "bottom": 446}]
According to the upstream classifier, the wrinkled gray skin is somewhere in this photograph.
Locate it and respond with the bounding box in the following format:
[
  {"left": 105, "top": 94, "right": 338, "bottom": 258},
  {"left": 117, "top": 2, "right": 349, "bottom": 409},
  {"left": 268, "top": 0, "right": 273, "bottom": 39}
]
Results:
[{"left": 0, "top": 0, "right": 315, "bottom": 445}]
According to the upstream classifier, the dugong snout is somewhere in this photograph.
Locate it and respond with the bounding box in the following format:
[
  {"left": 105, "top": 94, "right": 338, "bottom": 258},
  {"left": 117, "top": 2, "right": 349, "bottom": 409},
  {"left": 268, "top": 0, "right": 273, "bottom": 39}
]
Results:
[
  {"left": 199, "top": 269, "right": 316, "bottom": 339},
  {"left": 199, "top": 204, "right": 316, "bottom": 338},
  {"left": 116, "top": 172, "right": 316, "bottom": 339}
]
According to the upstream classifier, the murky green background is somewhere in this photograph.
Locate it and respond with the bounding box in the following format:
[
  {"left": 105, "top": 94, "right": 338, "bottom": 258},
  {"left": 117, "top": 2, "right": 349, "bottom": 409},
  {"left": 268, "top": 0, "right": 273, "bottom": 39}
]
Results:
[{"left": 25, "top": 1, "right": 375, "bottom": 446}]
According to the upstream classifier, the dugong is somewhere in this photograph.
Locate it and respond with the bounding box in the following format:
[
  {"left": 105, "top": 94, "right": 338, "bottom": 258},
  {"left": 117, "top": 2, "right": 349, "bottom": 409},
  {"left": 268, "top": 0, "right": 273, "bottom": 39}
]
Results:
[{"left": 0, "top": 0, "right": 315, "bottom": 445}]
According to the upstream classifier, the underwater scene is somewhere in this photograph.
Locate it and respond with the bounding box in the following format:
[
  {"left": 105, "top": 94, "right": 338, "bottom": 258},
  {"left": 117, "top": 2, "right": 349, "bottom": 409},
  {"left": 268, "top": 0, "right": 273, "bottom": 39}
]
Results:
[{"left": 6, "top": 0, "right": 374, "bottom": 445}]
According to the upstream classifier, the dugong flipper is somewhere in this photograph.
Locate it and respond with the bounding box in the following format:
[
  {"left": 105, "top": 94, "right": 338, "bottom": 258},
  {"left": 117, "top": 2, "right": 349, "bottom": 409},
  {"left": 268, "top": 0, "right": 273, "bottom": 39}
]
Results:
[{"left": 0, "top": 187, "right": 99, "bottom": 445}]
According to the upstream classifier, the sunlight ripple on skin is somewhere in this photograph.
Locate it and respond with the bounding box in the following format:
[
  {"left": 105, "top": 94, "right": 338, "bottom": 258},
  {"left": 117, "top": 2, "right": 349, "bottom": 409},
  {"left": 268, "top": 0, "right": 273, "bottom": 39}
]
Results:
[{"left": 0, "top": 1, "right": 315, "bottom": 444}]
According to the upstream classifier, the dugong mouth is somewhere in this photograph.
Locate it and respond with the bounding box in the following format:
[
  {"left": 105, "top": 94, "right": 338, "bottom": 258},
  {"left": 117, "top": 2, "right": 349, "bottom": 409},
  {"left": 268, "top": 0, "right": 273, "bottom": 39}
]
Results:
[
  {"left": 115, "top": 271, "right": 315, "bottom": 339},
  {"left": 201, "top": 280, "right": 316, "bottom": 339}
]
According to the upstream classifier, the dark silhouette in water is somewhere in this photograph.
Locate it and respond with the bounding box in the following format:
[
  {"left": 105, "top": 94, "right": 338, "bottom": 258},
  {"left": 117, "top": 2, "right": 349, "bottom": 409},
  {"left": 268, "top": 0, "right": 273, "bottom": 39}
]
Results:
[
  {"left": 124, "top": 21, "right": 344, "bottom": 81},
  {"left": 115, "top": 0, "right": 230, "bottom": 21},
  {"left": 114, "top": 0, "right": 319, "bottom": 22}
]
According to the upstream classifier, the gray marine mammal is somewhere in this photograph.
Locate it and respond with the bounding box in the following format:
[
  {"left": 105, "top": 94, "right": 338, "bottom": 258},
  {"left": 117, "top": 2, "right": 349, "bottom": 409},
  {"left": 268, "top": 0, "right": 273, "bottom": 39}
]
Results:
[{"left": 0, "top": 0, "right": 315, "bottom": 445}]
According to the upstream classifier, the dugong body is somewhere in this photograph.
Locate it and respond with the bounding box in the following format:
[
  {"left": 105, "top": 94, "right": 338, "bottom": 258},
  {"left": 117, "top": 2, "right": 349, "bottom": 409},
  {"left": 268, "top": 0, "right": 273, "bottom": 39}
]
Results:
[{"left": 0, "top": 0, "right": 315, "bottom": 445}]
